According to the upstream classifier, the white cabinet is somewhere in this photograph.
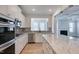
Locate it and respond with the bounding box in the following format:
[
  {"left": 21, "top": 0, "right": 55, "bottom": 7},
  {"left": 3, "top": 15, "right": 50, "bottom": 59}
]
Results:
[
  {"left": 15, "top": 33, "right": 28, "bottom": 54},
  {"left": 0, "top": 5, "right": 26, "bottom": 27},
  {"left": 7, "top": 5, "right": 26, "bottom": 27},
  {"left": 0, "top": 5, "right": 21, "bottom": 21},
  {"left": 0, "top": 5, "right": 8, "bottom": 15},
  {"left": 35, "top": 33, "right": 43, "bottom": 43},
  {"left": 18, "top": 13, "right": 26, "bottom": 28},
  {"left": 0, "top": 5, "right": 15, "bottom": 21},
  {"left": 7, "top": 5, "right": 22, "bottom": 20}
]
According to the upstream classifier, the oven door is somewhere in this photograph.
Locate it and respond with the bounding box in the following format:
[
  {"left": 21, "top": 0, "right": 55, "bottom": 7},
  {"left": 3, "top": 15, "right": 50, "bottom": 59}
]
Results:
[
  {"left": 0, "top": 31, "right": 15, "bottom": 45},
  {"left": 0, "top": 23, "right": 15, "bottom": 53},
  {"left": 0, "top": 27, "right": 15, "bottom": 53}
]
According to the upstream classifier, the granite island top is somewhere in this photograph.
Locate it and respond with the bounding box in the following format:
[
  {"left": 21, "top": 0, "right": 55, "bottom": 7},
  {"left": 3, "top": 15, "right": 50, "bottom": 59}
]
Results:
[{"left": 42, "top": 34, "right": 79, "bottom": 54}]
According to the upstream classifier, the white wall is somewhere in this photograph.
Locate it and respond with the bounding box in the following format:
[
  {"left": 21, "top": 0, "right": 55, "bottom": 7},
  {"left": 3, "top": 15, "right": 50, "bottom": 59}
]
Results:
[
  {"left": 52, "top": 15, "right": 55, "bottom": 33},
  {"left": 77, "top": 22, "right": 79, "bottom": 36}
]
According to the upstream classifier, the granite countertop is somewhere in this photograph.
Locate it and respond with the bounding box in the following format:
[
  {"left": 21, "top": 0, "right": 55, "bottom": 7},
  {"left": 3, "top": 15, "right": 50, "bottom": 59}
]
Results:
[
  {"left": 15, "top": 33, "right": 28, "bottom": 39},
  {"left": 42, "top": 34, "right": 79, "bottom": 54},
  {"left": 15, "top": 31, "right": 28, "bottom": 37}
]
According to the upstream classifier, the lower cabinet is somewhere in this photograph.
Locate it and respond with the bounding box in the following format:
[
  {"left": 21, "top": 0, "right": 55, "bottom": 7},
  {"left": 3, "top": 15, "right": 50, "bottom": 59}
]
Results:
[{"left": 15, "top": 33, "right": 28, "bottom": 54}]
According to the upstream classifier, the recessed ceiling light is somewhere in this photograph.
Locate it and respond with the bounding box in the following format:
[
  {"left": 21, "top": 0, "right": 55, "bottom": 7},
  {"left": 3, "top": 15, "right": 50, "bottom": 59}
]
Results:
[
  {"left": 32, "top": 8, "right": 36, "bottom": 11},
  {"left": 49, "top": 9, "right": 52, "bottom": 12}
]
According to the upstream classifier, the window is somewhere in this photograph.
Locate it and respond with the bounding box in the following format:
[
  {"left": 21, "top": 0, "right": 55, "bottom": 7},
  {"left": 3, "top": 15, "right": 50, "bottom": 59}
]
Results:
[
  {"left": 69, "top": 22, "right": 74, "bottom": 32},
  {"left": 31, "top": 18, "right": 48, "bottom": 31}
]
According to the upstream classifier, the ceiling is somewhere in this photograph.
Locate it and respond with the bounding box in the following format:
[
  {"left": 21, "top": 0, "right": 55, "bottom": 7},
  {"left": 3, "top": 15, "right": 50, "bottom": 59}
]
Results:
[
  {"left": 60, "top": 5, "right": 79, "bottom": 15},
  {"left": 19, "top": 5, "right": 63, "bottom": 15},
  {"left": 57, "top": 5, "right": 79, "bottom": 18},
  {"left": 56, "top": 5, "right": 79, "bottom": 22}
]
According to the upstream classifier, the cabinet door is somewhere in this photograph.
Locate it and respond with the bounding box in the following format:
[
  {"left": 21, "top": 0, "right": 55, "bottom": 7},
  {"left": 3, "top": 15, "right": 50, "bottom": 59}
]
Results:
[
  {"left": 0, "top": 5, "right": 8, "bottom": 15},
  {"left": 15, "top": 37, "right": 23, "bottom": 54},
  {"left": 7, "top": 5, "right": 26, "bottom": 27},
  {"left": 7, "top": 5, "right": 21, "bottom": 20},
  {"left": 15, "top": 34, "right": 28, "bottom": 54},
  {"left": 21, "top": 34, "right": 28, "bottom": 49},
  {"left": 0, "top": 5, "right": 15, "bottom": 21},
  {"left": 19, "top": 14, "right": 26, "bottom": 28}
]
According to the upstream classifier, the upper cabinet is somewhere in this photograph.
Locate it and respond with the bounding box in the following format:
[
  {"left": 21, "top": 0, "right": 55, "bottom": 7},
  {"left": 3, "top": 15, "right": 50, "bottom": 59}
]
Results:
[
  {"left": 18, "top": 13, "right": 26, "bottom": 28},
  {"left": 0, "top": 5, "right": 26, "bottom": 28},
  {"left": 0, "top": 5, "right": 8, "bottom": 15},
  {"left": 7, "top": 6, "right": 21, "bottom": 19}
]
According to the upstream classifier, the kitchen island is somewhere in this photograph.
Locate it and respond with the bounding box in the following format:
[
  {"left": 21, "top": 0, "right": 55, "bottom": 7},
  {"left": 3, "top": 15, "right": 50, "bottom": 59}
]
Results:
[{"left": 42, "top": 34, "right": 79, "bottom": 54}]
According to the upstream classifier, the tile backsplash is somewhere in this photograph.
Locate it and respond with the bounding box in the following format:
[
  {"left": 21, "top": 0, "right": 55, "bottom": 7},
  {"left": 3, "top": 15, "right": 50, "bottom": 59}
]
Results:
[{"left": 15, "top": 27, "right": 31, "bottom": 34}]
